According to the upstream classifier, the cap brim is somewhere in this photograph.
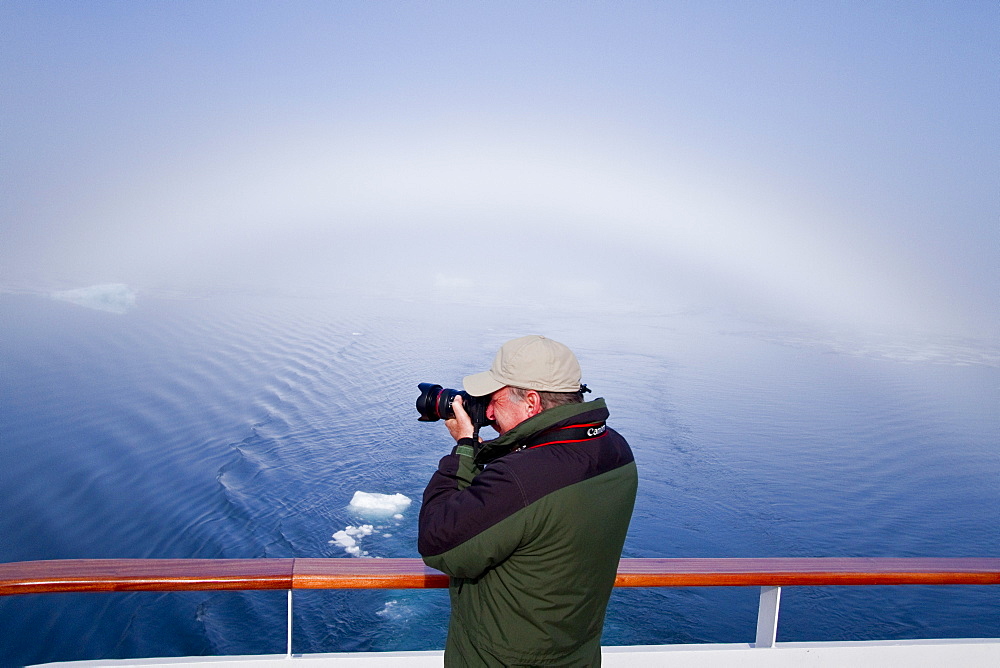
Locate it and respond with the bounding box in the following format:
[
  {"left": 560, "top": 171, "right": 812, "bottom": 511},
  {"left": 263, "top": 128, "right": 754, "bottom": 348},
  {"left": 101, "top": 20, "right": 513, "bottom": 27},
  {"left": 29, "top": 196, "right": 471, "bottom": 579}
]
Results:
[{"left": 463, "top": 370, "right": 505, "bottom": 397}]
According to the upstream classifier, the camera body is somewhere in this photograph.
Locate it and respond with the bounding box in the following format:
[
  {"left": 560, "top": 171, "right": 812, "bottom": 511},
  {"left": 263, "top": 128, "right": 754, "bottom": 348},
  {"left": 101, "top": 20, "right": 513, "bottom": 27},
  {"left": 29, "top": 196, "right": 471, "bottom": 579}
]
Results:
[{"left": 416, "top": 383, "right": 491, "bottom": 430}]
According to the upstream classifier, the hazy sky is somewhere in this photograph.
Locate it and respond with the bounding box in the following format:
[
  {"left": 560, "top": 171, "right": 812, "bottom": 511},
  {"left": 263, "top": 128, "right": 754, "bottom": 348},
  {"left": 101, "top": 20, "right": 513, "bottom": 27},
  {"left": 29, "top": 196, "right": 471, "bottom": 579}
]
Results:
[{"left": 2, "top": 1, "right": 997, "bottom": 335}]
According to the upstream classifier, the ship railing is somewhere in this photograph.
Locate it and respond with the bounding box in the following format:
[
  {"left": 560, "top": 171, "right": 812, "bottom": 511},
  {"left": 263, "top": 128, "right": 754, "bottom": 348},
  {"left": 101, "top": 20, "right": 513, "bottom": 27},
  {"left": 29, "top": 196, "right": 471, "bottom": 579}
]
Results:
[{"left": 2, "top": 557, "right": 998, "bottom": 658}]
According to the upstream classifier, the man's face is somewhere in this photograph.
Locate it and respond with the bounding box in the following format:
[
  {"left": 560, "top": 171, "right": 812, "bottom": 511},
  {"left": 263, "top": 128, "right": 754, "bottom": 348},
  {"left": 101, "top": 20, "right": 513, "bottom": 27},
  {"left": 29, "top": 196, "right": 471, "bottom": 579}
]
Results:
[{"left": 485, "top": 386, "right": 533, "bottom": 435}]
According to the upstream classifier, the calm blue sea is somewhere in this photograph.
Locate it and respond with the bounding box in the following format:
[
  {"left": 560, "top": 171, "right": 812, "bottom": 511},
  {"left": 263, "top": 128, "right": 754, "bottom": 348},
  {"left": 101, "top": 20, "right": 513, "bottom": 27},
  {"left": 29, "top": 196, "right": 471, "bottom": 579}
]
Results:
[{"left": 1, "top": 291, "right": 998, "bottom": 666}]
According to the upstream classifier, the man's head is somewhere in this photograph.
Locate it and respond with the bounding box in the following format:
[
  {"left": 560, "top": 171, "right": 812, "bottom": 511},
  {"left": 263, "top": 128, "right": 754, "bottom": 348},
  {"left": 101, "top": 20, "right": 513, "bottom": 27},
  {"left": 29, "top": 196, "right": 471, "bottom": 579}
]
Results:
[{"left": 463, "top": 335, "right": 585, "bottom": 434}]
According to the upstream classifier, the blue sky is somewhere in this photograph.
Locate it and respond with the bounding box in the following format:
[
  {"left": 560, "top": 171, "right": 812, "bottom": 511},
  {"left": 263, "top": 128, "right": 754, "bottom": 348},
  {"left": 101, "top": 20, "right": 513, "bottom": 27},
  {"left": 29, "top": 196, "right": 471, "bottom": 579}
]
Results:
[{"left": 2, "top": 1, "right": 997, "bottom": 335}]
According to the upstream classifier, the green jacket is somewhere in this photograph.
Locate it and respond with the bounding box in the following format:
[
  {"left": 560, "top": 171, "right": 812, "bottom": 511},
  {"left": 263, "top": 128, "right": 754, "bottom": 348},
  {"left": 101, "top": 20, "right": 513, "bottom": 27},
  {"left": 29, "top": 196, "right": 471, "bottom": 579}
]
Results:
[{"left": 419, "top": 399, "right": 638, "bottom": 666}]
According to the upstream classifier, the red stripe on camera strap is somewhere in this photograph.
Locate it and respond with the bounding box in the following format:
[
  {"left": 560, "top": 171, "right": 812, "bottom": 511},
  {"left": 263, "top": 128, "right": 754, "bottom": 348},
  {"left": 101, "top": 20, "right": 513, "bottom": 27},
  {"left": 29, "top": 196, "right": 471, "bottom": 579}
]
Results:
[{"left": 526, "top": 422, "right": 608, "bottom": 449}]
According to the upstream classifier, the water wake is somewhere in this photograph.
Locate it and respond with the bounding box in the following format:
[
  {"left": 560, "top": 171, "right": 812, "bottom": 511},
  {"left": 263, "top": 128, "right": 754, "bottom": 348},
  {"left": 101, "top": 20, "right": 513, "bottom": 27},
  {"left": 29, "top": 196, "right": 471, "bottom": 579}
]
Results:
[{"left": 50, "top": 283, "right": 136, "bottom": 313}]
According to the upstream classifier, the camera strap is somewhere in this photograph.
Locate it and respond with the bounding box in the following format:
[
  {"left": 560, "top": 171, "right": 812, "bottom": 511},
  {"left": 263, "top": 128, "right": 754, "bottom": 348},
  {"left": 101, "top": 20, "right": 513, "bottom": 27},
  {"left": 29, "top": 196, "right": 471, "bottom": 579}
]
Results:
[{"left": 524, "top": 421, "right": 608, "bottom": 450}]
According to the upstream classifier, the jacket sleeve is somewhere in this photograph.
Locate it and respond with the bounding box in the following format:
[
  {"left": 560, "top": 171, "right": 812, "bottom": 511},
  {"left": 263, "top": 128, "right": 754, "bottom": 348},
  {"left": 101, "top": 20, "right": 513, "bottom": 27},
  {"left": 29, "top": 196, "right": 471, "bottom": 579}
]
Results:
[{"left": 418, "top": 441, "right": 528, "bottom": 579}]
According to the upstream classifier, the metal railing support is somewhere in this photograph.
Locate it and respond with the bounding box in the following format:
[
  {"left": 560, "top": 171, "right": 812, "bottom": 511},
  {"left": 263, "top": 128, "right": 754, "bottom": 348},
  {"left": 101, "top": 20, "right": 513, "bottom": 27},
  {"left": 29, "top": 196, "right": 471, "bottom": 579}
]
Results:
[
  {"left": 754, "top": 585, "right": 781, "bottom": 648},
  {"left": 286, "top": 590, "right": 293, "bottom": 659}
]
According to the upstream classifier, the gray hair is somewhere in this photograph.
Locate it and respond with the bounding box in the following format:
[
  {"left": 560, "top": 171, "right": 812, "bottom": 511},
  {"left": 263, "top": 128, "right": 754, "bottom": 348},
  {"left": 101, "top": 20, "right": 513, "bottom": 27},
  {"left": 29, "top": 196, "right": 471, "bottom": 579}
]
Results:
[{"left": 507, "top": 387, "right": 585, "bottom": 411}]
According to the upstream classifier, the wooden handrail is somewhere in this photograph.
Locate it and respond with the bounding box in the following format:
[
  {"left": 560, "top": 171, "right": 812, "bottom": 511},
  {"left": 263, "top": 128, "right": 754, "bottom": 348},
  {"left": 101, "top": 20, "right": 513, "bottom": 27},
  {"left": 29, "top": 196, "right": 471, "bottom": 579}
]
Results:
[
  {"left": 0, "top": 559, "right": 295, "bottom": 596},
  {"left": 293, "top": 557, "right": 446, "bottom": 589},
  {"left": 1, "top": 557, "right": 998, "bottom": 596},
  {"left": 613, "top": 557, "right": 1000, "bottom": 587}
]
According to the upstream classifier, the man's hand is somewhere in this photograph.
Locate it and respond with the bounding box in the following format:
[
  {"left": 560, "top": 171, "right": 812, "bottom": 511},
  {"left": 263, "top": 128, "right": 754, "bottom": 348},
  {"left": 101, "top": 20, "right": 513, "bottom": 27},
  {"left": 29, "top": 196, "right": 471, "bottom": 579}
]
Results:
[{"left": 445, "top": 395, "right": 475, "bottom": 442}]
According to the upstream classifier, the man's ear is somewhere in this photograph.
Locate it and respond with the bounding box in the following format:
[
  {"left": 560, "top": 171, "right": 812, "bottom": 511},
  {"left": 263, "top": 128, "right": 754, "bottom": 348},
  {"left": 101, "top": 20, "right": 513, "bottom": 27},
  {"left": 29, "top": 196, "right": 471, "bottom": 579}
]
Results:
[{"left": 525, "top": 390, "right": 543, "bottom": 417}]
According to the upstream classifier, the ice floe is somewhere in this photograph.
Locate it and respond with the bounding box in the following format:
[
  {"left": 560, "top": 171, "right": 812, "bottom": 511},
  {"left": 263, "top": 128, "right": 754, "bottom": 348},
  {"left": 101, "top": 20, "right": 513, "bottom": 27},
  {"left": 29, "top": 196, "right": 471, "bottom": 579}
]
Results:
[
  {"left": 329, "top": 491, "right": 412, "bottom": 557},
  {"left": 330, "top": 524, "right": 375, "bottom": 556},
  {"left": 348, "top": 491, "right": 412, "bottom": 516}
]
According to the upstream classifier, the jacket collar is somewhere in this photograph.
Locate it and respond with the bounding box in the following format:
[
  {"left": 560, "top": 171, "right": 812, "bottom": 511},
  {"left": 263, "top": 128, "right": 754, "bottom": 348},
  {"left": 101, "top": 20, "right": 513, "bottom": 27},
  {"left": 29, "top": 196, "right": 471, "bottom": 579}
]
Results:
[{"left": 475, "top": 398, "right": 610, "bottom": 465}]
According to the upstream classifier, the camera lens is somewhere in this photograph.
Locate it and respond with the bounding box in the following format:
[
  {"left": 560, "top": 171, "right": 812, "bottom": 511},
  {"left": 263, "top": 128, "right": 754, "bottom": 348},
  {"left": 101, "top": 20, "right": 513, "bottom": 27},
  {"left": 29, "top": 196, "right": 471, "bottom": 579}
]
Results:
[
  {"left": 416, "top": 383, "right": 445, "bottom": 421},
  {"left": 417, "top": 382, "right": 493, "bottom": 430},
  {"left": 416, "top": 382, "right": 471, "bottom": 423}
]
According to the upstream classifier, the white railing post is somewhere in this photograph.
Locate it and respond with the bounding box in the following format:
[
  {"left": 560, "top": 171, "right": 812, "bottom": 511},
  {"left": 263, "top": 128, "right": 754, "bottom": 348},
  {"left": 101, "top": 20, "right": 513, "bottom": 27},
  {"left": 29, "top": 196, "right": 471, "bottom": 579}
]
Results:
[
  {"left": 754, "top": 585, "right": 781, "bottom": 648},
  {"left": 286, "top": 589, "right": 294, "bottom": 659}
]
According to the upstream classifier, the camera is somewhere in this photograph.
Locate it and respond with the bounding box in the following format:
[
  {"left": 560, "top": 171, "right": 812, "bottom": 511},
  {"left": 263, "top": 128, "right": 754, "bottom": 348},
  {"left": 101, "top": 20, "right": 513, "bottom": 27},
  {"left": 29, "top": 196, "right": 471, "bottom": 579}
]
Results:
[{"left": 416, "top": 383, "right": 491, "bottom": 430}]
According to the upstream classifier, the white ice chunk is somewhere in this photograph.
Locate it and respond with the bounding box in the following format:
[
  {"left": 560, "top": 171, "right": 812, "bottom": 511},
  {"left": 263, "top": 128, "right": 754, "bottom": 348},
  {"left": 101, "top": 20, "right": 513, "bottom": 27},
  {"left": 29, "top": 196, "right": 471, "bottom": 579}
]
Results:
[
  {"left": 333, "top": 493, "right": 411, "bottom": 557},
  {"left": 345, "top": 524, "right": 374, "bottom": 537},
  {"left": 331, "top": 524, "right": 379, "bottom": 557},
  {"left": 331, "top": 530, "right": 356, "bottom": 549},
  {"left": 349, "top": 491, "right": 412, "bottom": 517}
]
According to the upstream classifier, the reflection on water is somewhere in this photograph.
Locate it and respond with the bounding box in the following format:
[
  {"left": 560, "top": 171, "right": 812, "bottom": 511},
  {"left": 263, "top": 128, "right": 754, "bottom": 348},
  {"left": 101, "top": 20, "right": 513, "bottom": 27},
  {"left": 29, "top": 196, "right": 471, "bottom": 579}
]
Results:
[{"left": 1, "top": 292, "right": 998, "bottom": 664}]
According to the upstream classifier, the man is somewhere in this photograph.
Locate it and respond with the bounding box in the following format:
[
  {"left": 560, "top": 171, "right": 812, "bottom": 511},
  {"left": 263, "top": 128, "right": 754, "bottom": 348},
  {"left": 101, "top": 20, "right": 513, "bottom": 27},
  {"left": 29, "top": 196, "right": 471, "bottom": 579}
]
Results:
[{"left": 418, "top": 335, "right": 638, "bottom": 667}]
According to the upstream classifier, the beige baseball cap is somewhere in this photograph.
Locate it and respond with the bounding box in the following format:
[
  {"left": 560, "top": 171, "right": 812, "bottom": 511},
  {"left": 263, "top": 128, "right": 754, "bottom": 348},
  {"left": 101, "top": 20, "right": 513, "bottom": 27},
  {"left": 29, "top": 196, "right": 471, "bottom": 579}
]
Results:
[{"left": 463, "top": 335, "right": 582, "bottom": 397}]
